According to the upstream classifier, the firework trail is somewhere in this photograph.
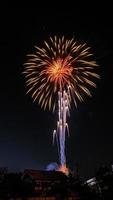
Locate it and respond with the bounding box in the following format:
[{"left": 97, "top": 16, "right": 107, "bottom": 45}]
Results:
[
  {"left": 53, "top": 90, "right": 70, "bottom": 166},
  {"left": 23, "top": 36, "right": 99, "bottom": 170}
]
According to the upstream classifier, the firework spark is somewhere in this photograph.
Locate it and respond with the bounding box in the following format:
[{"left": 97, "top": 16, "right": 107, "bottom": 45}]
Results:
[
  {"left": 53, "top": 90, "right": 70, "bottom": 167},
  {"left": 24, "top": 36, "right": 99, "bottom": 111}
]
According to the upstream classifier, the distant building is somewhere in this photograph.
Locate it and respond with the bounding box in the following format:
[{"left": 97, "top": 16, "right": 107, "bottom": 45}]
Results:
[
  {"left": 85, "top": 166, "right": 113, "bottom": 199},
  {"left": 22, "top": 169, "right": 67, "bottom": 194}
]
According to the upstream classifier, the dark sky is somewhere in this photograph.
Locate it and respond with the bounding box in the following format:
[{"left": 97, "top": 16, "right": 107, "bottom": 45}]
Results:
[{"left": 0, "top": 6, "right": 113, "bottom": 180}]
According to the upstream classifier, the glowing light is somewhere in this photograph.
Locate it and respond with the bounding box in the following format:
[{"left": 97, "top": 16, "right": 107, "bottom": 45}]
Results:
[
  {"left": 58, "top": 165, "right": 69, "bottom": 176},
  {"left": 53, "top": 90, "right": 70, "bottom": 167}
]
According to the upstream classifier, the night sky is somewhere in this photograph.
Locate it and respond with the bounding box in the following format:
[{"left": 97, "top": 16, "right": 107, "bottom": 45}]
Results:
[{"left": 0, "top": 6, "right": 113, "bottom": 180}]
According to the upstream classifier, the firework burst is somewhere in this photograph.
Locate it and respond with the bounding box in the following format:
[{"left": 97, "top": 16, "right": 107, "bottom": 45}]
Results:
[
  {"left": 23, "top": 36, "right": 99, "bottom": 111},
  {"left": 23, "top": 36, "right": 99, "bottom": 171}
]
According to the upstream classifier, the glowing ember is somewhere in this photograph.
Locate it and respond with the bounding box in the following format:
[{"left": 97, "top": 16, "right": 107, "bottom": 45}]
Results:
[{"left": 58, "top": 165, "right": 69, "bottom": 176}]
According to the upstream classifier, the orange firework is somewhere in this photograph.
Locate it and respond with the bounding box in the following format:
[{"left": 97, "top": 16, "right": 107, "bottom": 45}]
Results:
[{"left": 23, "top": 36, "right": 99, "bottom": 111}]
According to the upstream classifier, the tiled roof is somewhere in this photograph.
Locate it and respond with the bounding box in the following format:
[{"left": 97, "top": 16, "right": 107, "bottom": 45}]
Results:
[{"left": 23, "top": 169, "right": 67, "bottom": 181}]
